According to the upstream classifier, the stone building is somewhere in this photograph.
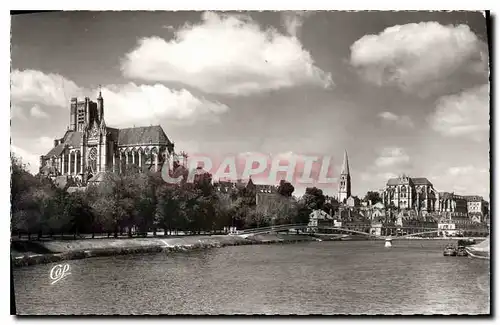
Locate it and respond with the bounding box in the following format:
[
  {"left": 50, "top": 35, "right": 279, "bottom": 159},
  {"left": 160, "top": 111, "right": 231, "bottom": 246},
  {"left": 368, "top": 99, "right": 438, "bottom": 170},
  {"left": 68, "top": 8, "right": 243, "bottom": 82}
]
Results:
[
  {"left": 436, "top": 192, "right": 468, "bottom": 218},
  {"left": 39, "top": 91, "right": 176, "bottom": 184},
  {"left": 381, "top": 175, "right": 438, "bottom": 213},
  {"left": 214, "top": 178, "right": 277, "bottom": 194},
  {"left": 464, "top": 195, "right": 489, "bottom": 222}
]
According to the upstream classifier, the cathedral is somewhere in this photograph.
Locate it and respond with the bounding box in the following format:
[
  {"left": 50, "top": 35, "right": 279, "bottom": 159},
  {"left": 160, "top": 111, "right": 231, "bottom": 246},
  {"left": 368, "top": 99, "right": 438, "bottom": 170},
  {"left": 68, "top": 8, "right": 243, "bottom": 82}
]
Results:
[
  {"left": 381, "top": 175, "right": 438, "bottom": 213},
  {"left": 39, "top": 91, "right": 176, "bottom": 185}
]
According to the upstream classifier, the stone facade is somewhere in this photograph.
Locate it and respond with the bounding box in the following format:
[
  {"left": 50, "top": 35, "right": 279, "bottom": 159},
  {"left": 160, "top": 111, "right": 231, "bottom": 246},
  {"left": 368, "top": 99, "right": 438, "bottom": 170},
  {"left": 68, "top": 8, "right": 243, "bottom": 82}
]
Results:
[
  {"left": 39, "top": 92, "right": 177, "bottom": 184},
  {"left": 464, "top": 195, "right": 489, "bottom": 218},
  {"left": 381, "top": 175, "right": 438, "bottom": 213},
  {"left": 437, "top": 192, "right": 468, "bottom": 218},
  {"left": 381, "top": 175, "right": 488, "bottom": 226}
]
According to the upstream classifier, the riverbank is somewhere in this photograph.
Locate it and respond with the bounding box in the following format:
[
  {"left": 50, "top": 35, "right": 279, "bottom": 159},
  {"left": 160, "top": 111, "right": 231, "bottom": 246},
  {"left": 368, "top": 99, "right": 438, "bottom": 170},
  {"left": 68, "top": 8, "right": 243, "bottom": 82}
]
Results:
[{"left": 11, "top": 233, "right": 319, "bottom": 268}]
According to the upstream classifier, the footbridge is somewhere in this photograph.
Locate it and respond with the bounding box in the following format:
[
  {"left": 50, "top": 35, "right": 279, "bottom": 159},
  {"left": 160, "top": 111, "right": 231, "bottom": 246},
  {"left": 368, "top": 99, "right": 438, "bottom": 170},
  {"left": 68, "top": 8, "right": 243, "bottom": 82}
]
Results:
[{"left": 235, "top": 224, "right": 483, "bottom": 240}]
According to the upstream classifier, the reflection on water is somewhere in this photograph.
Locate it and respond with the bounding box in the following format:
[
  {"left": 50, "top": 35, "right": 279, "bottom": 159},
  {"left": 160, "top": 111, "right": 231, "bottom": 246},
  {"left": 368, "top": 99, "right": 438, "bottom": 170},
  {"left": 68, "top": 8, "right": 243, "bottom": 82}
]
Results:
[{"left": 13, "top": 240, "right": 490, "bottom": 315}]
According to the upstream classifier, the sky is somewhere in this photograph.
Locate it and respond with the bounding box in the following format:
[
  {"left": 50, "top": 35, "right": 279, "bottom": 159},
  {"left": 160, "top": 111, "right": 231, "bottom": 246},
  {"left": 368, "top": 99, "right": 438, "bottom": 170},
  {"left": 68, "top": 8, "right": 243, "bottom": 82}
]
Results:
[{"left": 10, "top": 11, "right": 490, "bottom": 199}]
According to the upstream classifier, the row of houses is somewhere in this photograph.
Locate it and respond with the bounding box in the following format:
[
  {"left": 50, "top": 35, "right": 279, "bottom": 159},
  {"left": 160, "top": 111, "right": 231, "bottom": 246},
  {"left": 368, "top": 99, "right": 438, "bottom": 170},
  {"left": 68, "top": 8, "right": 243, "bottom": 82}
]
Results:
[{"left": 308, "top": 207, "right": 489, "bottom": 238}]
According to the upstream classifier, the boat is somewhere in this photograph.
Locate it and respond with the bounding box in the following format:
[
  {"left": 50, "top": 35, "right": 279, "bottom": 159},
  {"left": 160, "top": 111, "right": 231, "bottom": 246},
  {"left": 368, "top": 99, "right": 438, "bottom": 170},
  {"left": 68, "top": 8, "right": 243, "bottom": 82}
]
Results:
[
  {"left": 458, "top": 238, "right": 476, "bottom": 247},
  {"left": 384, "top": 238, "right": 392, "bottom": 248},
  {"left": 443, "top": 244, "right": 457, "bottom": 256},
  {"left": 465, "top": 236, "right": 489, "bottom": 260},
  {"left": 456, "top": 246, "right": 468, "bottom": 257}
]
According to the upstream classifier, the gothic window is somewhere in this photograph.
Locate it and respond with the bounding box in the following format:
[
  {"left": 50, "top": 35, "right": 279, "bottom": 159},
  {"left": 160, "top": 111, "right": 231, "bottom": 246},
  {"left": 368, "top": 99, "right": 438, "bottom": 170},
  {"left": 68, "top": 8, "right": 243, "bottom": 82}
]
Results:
[
  {"left": 143, "top": 152, "right": 151, "bottom": 170},
  {"left": 88, "top": 147, "right": 97, "bottom": 173},
  {"left": 76, "top": 151, "right": 81, "bottom": 173},
  {"left": 120, "top": 152, "right": 127, "bottom": 172},
  {"left": 134, "top": 151, "right": 140, "bottom": 166},
  {"left": 63, "top": 154, "right": 68, "bottom": 174}
]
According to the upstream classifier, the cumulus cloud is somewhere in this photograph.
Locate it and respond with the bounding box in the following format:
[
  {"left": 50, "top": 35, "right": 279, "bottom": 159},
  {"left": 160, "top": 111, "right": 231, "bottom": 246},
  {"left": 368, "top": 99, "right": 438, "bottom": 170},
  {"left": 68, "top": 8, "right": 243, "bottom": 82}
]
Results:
[
  {"left": 374, "top": 147, "right": 410, "bottom": 168},
  {"left": 11, "top": 104, "right": 26, "bottom": 120},
  {"left": 431, "top": 164, "right": 490, "bottom": 198},
  {"left": 30, "top": 104, "right": 49, "bottom": 118},
  {"left": 101, "top": 83, "right": 229, "bottom": 127},
  {"left": 448, "top": 166, "right": 474, "bottom": 176},
  {"left": 350, "top": 22, "right": 488, "bottom": 97},
  {"left": 121, "top": 11, "right": 332, "bottom": 96},
  {"left": 428, "top": 84, "right": 489, "bottom": 140},
  {"left": 11, "top": 69, "right": 83, "bottom": 108},
  {"left": 11, "top": 137, "right": 69, "bottom": 174},
  {"left": 36, "top": 136, "right": 55, "bottom": 150},
  {"left": 11, "top": 144, "right": 40, "bottom": 174},
  {"left": 281, "top": 11, "right": 313, "bottom": 37},
  {"left": 10, "top": 69, "right": 229, "bottom": 127},
  {"left": 361, "top": 171, "right": 398, "bottom": 183},
  {"left": 378, "top": 111, "right": 414, "bottom": 128}
]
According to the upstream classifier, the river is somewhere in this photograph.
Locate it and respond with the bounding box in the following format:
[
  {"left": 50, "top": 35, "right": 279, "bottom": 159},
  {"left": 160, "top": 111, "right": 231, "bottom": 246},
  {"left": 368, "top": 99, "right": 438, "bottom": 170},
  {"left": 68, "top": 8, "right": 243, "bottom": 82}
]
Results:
[{"left": 12, "top": 239, "right": 490, "bottom": 315}]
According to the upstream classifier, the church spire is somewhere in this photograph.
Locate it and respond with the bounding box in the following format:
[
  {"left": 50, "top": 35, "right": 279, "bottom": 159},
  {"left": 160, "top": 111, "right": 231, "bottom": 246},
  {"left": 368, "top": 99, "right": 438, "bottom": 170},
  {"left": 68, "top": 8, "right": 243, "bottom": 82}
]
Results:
[
  {"left": 338, "top": 149, "right": 352, "bottom": 203},
  {"left": 341, "top": 150, "right": 350, "bottom": 175},
  {"left": 97, "top": 84, "right": 104, "bottom": 124}
]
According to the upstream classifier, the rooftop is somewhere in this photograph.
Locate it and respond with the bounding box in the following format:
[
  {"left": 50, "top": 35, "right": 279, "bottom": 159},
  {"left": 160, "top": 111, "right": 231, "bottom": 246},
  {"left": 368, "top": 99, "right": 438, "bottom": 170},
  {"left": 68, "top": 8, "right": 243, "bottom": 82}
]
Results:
[
  {"left": 387, "top": 177, "right": 433, "bottom": 186},
  {"left": 118, "top": 125, "right": 171, "bottom": 146}
]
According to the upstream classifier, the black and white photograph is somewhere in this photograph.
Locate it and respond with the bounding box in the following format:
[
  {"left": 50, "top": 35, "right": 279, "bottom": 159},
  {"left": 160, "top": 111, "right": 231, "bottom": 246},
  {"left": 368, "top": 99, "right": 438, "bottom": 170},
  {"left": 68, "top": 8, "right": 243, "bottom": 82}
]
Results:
[{"left": 9, "top": 10, "right": 490, "bottom": 315}]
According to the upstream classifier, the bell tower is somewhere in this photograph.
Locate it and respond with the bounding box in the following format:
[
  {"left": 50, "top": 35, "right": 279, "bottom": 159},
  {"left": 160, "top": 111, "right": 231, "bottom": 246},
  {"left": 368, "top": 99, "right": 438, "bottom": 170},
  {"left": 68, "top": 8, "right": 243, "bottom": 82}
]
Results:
[{"left": 338, "top": 150, "right": 351, "bottom": 203}]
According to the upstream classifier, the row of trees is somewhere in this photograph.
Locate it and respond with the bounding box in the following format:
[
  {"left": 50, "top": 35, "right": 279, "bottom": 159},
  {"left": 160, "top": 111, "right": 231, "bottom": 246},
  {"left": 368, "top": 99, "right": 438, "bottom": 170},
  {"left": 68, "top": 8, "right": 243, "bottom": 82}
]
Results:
[{"left": 11, "top": 155, "right": 333, "bottom": 240}]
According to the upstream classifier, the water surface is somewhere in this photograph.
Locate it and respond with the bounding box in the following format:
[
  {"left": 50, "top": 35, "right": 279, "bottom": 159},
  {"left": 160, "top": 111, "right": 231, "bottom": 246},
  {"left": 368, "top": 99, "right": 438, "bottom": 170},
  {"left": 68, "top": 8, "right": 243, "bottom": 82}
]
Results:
[{"left": 13, "top": 240, "right": 490, "bottom": 315}]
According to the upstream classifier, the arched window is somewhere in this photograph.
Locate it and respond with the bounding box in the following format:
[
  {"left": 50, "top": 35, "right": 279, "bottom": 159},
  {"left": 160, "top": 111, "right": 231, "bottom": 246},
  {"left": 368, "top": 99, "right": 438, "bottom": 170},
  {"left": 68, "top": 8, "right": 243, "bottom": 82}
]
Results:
[
  {"left": 76, "top": 151, "right": 81, "bottom": 173},
  {"left": 88, "top": 147, "right": 97, "bottom": 173}
]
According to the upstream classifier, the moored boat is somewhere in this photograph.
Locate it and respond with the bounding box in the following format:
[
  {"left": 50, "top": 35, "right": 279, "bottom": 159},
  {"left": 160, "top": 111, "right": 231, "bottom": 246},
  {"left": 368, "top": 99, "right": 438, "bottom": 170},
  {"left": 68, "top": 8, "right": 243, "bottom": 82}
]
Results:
[
  {"left": 465, "top": 236, "right": 489, "bottom": 260},
  {"left": 458, "top": 238, "right": 476, "bottom": 247},
  {"left": 443, "top": 244, "right": 457, "bottom": 256},
  {"left": 456, "top": 246, "right": 468, "bottom": 257}
]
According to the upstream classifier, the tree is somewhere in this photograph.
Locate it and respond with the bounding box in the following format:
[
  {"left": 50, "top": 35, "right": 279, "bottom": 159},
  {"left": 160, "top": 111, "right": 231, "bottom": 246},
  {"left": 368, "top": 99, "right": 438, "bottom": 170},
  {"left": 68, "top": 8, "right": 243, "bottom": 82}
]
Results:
[
  {"left": 131, "top": 172, "right": 163, "bottom": 236},
  {"left": 213, "top": 192, "right": 234, "bottom": 231},
  {"left": 61, "top": 191, "right": 94, "bottom": 239},
  {"left": 255, "top": 194, "right": 296, "bottom": 226},
  {"left": 93, "top": 172, "right": 137, "bottom": 238},
  {"left": 277, "top": 180, "right": 294, "bottom": 197},
  {"left": 364, "top": 191, "right": 382, "bottom": 205},
  {"left": 302, "top": 187, "right": 325, "bottom": 211},
  {"left": 156, "top": 183, "right": 183, "bottom": 235},
  {"left": 10, "top": 154, "right": 67, "bottom": 239},
  {"left": 293, "top": 200, "right": 312, "bottom": 224}
]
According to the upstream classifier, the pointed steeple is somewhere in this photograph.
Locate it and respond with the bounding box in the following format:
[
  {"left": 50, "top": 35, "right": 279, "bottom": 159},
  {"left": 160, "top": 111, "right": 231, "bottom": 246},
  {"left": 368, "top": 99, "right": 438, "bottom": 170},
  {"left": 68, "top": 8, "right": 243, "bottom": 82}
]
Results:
[
  {"left": 97, "top": 84, "right": 104, "bottom": 124},
  {"left": 246, "top": 176, "right": 256, "bottom": 191},
  {"left": 341, "top": 150, "right": 350, "bottom": 175}
]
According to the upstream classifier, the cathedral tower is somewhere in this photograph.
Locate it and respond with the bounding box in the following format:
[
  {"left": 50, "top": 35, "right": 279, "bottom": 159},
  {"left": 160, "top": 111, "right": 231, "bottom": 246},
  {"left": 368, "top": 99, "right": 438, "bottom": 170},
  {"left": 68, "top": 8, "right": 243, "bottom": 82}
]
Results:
[
  {"left": 338, "top": 150, "right": 351, "bottom": 203},
  {"left": 70, "top": 97, "right": 77, "bottom": 130}
]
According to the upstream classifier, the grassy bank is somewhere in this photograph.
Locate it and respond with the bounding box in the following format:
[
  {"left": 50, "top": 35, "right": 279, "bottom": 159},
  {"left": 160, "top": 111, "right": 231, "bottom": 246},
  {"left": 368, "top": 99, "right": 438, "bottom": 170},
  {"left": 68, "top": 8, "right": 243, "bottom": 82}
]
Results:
[{"left": 11, "top": 234, "right": 317, "bottom": 268}]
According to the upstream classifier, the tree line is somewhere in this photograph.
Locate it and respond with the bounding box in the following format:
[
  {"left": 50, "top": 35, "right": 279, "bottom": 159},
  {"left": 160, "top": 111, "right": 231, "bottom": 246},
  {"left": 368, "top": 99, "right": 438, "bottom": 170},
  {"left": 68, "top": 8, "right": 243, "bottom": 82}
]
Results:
[{"left": 11, "top": 155, "right": 337, "bottom": 240}]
